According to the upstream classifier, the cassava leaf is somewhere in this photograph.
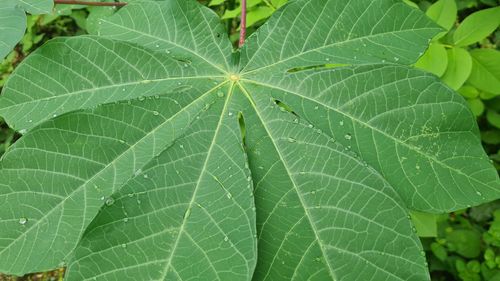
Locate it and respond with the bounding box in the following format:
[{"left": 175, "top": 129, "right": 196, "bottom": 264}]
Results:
[
  {"left": 0, "top": 0, "right": 499, "bottom": 280},
  {"left": 0, "top": 4, "right": 26, "bottom": 60},
  {"left": 0, "top": 0, "right": 53, "bottom": 60}
]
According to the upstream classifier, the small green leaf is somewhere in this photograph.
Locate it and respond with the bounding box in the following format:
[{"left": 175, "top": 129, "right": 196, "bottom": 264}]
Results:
[
  {"left": 467, "top": 98, "right": 485, "bottom": 117},
  {"left": 247, "top": 6, "right": 274, "bottom": 27},
  {"left": 447, "top": 229, "right": 482, "bottom": 258},
  {"left": 425, "top": 0, "right": 457, "bottom": 30},
  {"left": 453, "top": 6, "right": 500, "bottom": 46},
  {"left": 415, "top": 43, "right": 448, "bottom": 76},
  {"left": 430, "top": 242, "right": 448, "bottom": 261},
  {"left": 487, "top": 110, "right": 500, "bottom": 129},
  {"left": 482, "top": 130, "right": 500, "bottom": 145},
  {"left": 441, "top": 47, "right": 472, "bottom": 90},
  {"left": 410, "top": 210, "right": 438, "bottom": 237},
  {"left": 468, "top": 49, "right": 500, "bottom": 96},
  {"left": 458, "top": 85, "right": 479, "bottom": 99}
]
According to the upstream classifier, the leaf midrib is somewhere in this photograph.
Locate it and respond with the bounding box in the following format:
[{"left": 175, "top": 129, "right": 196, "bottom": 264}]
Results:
[
  {"left": 237, "top": 82, "right": 338, "bottom": 281},
  {"left": 0, "top": 76, "right": 223, "bottom": 112},
  {"left": 240, "top": 27, "right": 439, "bottom": 75},
  {"left": 157, "top": 83, "right": 235, "bottom": 281}
]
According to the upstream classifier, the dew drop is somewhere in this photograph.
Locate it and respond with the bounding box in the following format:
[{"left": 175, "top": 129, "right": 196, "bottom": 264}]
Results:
[
  {"left": 476, "top": 191, "right": 482, "bottom": 196},
  {"left": 224, "top": 236, "right": 229, "bottom": 242},
  {"left": 339, "top": 120, "right": 344, "bottom": 126},
  {"left": 247, "top": 176, "right": 252, "bottom": 182},
  {"left": 287, "top": 137, "right": 296, "bottom": 143},
  {"left": 226, "top": 193, "right": 232, "bottom": 199},
  {"left": 166, "top": 50, "right": 171, "bottom": 54},
  {"left": 128, "top": 193, "right": 134, "bottom": 198},
  {"left": 105, "top": 197, "right": 115, "bottom": 206},
  {"left": 394, "top": 57, "right": 400, "bottom": 62},
  {"left": 143, "top": 174, "right": 149, "bottom": 179},
  {"left": 179, "top": 144, "right": 184, "bottom": 149},
  {"left": 217, "top": 91, "right": 224, "bottom": 98},
  {"left": 228, "top": 112, "right": 233, "bottom": 116},
  {"left": 344, "top": 133, "right": 352, "bottom": 140},
  {"left": 325, "top": 58, "right": 330, "bottom": 62},
  {"left": 152, "top": 111, "right": 159, "bottom": 116},
  {"left": 123, "top": 218, "right": 129, "bottom": 223},
  {"left": 155, "top": 44, "right": 160, "bottom": 48},
  {"left": 314, "top": 106, "right": 319, "bottom": 110},
  {"left": 28, "top": 119, "right": 32, "bottom": 123},
  {"left": 293, "top": 118, "right": 299, "bottom": 124},
  {"left": 19, "top": 129, "right": 27, "bottom": 134},
  {"left": 121, "top": 244, "right": 127, "bottom": 248},
  {"left": 308, "top": 124, "right": 314, "bottom": 129},
  {"left": 19, "top": 217, "right": 27, "bottom": 225}
]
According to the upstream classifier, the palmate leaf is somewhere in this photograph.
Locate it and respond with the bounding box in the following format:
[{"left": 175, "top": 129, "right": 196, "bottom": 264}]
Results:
[
  {"left": 0, "top": 0, "right": 53, "bottom": 60},
  {"left": 0, "top": 0, "right": 498, "bottom": 280}
]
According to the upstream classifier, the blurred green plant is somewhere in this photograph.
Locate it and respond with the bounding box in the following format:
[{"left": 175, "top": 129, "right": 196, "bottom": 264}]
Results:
[{"left": 413, "top": 0, "right": 500, "bottom": 280}]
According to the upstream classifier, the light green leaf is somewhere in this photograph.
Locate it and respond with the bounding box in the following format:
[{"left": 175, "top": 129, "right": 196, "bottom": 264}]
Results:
[
  {"left": 410, "top": 211, "right": 438, "bottom": 237},
  {"left": 0, "top": 0, "right": 498, "bottom": 280},
  {"left": 247, "top": 6, "right": 274, "bottom": 27},
  {"left": 458, "top": 85, "right": 480, "bottom": 99},
  {"left": 425, "top": 0, "right": 457, "bottom": 30},
  {"left": 441, "top": 47, "right": 472, "bottom": 90},
  {"left": 487, "top": 110, "right": 500, "bottom": 129},
  {"left": 468, "top": 49, "right": 500, "bottom": 96},
  {"left": 415, "top": 43, "right": 448, "bottom": 76},
  {"left": 453, "top": 6, "right": 500, "bottom": 46},
  {"left": 468, "top": 98, "right": 485, "bottom": 117}
]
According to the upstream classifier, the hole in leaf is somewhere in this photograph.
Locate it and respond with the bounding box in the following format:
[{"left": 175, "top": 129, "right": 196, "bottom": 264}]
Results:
[
  {"left": 274, "top": 99, "right": 298, "bottom": 116},
  {"left": 238, "top": 112, "right": 246, "bottom": 147}
]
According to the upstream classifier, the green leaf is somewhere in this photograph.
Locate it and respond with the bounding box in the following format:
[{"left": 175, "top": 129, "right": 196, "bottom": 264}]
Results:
[
  {"left": 425, "top": 0, "right": 457, "bottom": 30},
  {"left": 467, "top": 98, "right": 485, "bottom": 117},
  {"left": 410, "top": 211, "right": 438, "bottom": 237},
  {"left": 453, "top": 6, "right": 500, "bottom": 46},
  {"left": 487, "top": 110, "right": 500, "bottom": 129},
  {"left": 0, "top": 0, "right": 53, "bottom": 60},
  {"left": 415, "top": 43, "right": 448, "bottom": 76},
  {"left": 447, "top": 229, "right": 482, "bottom": 258},
  {"left": 458, "top": 85, "right": 480, "bottom": 99},
  {"left": 0, "top": 5, "right": 26, "bottom": 60},
  {"left": 0, "top": 0, "right": 499, "bottom": 280},
  {"left": 18, "top": 0, "right": 53, "bottom": 14},
  {"left": 468, "top": 49, "right": 500, "bottom": 96},
  {"left": 441, "top": 47, "right": 473, "bottom": 90}
]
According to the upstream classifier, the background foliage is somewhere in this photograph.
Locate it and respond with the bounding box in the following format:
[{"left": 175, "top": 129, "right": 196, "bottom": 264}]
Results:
[{"left": 0, "top": 0, "right": 498, "bottom": 280}]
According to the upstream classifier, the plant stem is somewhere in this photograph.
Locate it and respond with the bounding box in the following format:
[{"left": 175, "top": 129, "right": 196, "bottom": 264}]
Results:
[
  {"left": 53, "top": 0, "right": 127, "bottom": 6},
  {"left": 238, "top": 0, "right": 247, "bottom": 48}
]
